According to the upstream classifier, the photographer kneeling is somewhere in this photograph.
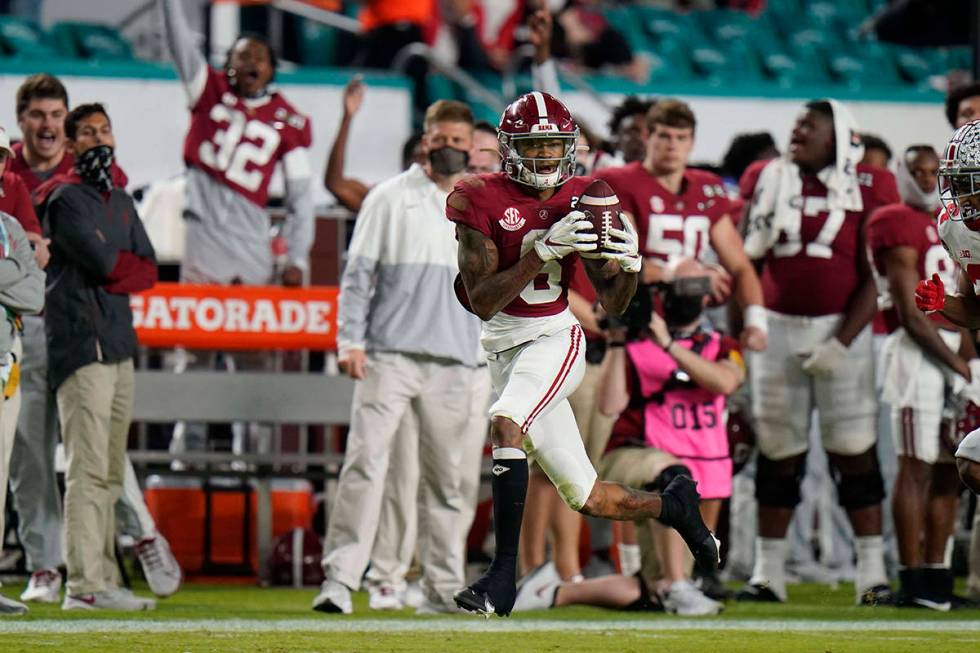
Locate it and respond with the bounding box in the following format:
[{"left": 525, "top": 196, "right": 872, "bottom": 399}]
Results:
[{"left": 597, "top": 273, "right": 744, "bottom": 616}]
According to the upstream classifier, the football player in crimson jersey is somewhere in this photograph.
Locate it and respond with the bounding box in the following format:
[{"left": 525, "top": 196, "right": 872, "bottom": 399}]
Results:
[
  {"left": 869, "top": 145, "right": 979, "bottom": 610},
  {"left": 159, "top": 0, "right": 313, "bottom": 287},
  {"left": 738, "top": 100, "right": 899, "bottom": 606},
  {"left": 447, "top": 91, "right": 718, "bottom": 617},
  {"left": 595, "top": 99, "right": 768, "bottom": 352}
]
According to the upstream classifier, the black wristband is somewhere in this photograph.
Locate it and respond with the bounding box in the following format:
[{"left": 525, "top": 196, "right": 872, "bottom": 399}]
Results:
[{"left": 608, "top": 341, "right": 625, "bottom": 348}]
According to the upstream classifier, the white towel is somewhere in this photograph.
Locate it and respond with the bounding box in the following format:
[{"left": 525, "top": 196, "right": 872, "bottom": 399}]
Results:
[{"left": 744, "top": 99, "right": 865, "bottom": 259}]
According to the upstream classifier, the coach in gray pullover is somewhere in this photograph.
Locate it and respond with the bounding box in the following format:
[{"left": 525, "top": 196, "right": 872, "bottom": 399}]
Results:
[{"left": 314, "top": 100, "right": 483, "bottom": 615}]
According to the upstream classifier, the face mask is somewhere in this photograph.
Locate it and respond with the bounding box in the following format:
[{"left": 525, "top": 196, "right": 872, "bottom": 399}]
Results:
[
  {"left": 429, "top": 146, "right": 469, "bottom": 175},
  {"left": 662, "top": 291, "right": 704, "bottom": 328},
  {"left": 74, "top": 144, "right": 114, "bottom": 192}
]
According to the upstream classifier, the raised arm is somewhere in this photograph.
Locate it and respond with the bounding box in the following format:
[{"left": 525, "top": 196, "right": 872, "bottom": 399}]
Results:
[
  {"left": 158, "top": 0, "right": 209, "bottom": 103},
  {"left": 325, "top": 76, "right": 370, "bottom": 212},
  {"left": 528, "top": 6, "right": 560, "bottom": 95}
]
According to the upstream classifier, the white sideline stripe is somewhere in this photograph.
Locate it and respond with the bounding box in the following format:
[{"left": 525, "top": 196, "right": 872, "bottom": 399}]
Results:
[{"left": 2, "top": 619, "right": 980, "bottom": 635}]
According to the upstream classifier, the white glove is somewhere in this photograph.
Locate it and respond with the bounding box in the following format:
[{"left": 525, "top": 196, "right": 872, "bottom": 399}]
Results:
[
  {"left": 599, "top": 213, "right": 641, "bottom": 273},
  {"left": 953, "top": 359, "right": 980, "bottom": 407},
  {"left": 801, "top": 338, "right": 847, "bottom": 378},
  {"left": 534, "top": 210, "right": 597, "bottom": 262}
]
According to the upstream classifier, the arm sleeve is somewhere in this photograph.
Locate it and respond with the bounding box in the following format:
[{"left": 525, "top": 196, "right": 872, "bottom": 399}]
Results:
[
  {"left": 336, "top": 186, "right": 390, "bottom": 354},
  {"left": 280, "top": 123, "right": 315, "bottom": 271},
  {"left": 158, "top": 0, "right": 209, "bottom": 106},
  {"left": 9, "top": 175, "right": 41, "bottom": 235},
  {"left": 0, "top": 218, "right": 44, "bottom": 314},
  {"left": 48, "top": 190, "right": 121, "bottom": 280},
  {"left": 531, "top": 59, "right": 561, "bottom": 96}
]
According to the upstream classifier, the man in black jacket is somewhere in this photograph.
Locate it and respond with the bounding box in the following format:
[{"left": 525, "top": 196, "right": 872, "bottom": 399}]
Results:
[{"left": 43, "top": 103, "right": 158, "bottom": 611}]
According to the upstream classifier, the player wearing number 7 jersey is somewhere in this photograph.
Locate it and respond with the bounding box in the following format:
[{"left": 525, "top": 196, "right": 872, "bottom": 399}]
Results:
[
  {"left": 736, "top": 99, "right": 899, "bottom": 606},
  {"left": 447, "top": 91, "right": 719, "bottom": 618},
  {"left": 158, "top": 0, "right": 313, "bottom": 286}
]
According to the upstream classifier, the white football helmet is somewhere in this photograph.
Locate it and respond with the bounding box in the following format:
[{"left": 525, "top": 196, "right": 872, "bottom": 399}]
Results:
[{"left": 939, "top": 119, "right": 980, "bottom": 221}]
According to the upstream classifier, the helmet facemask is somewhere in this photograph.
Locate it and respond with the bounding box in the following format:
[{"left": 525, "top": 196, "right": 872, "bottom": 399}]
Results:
[
  {"left": 500, "top": 129, "right": 579, "bottom": 190},
  {"left": 939, "top": 165, "right": 980, "bottom": 222}
]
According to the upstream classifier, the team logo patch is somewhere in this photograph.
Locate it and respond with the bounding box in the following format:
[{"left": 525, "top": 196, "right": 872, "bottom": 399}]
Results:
[
  {"left": 491, "top": 464, "right": 509, "bottom": 476},
  {"left": 962, "top": 249, "right": 972, "bottom": 259},
  {"left": 538, "top": 209, "right": 549, "bottom": 220},
  {"left": 500, "top": 207, "right": 526, "bottom": 231}
]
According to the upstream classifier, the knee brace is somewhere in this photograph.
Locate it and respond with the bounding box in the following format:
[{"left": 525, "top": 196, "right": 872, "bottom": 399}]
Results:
[
  {"left": 831, "top": 454, "right": 885, "bottom": 510},
  {"left": 644, "top": 464, "right": 692, "bottom": 494},
  {"left": 754, "top": 453, "right": 805, "bottom": 509}
]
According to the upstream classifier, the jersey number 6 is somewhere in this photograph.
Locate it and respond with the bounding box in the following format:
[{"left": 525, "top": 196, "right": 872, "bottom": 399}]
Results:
[{"left": 520, "top": 230, "right": 562, "bottom": 305}]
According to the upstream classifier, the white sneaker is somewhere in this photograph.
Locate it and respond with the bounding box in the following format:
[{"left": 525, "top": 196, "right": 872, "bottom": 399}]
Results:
[
  {"left": 663, "top": 580, "right": 723, "bottom": 616},
  {"left": 136, "top": 535, "right": 182, "bottom": 597},
  {"left": 21, "top": 569, "right": 62, "bottom": 603},
  {"left": 312, "top": 579, "right": 352, "bottom": 614},
  {"left": 62, "top": 588, "right": 156, "bottom": 611},
  {"left": 368, "top": 583, "right": 404, "bottom": 611},
  {"left": 513, "top": 562, "right": 560, "bottom": 612},
  {"left": 403, "top": 582, "right": 424, "bottom": 609},
  {"left": 0, "top": 594, "right": 28, "bottom": 615}
]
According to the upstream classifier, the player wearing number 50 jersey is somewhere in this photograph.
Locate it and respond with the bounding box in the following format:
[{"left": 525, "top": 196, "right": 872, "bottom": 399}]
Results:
[
  {"left": 595, "top": 99, "right": 768, "bottom": 352},
  {"left": 159, "top": 0, "right": 313, "bottom": 286},
  {"left": 447, "top": 91, "right": 718, "bottom": 618},
  {"left": 737, "top": 100, "right": 898, "bottom": 606}
]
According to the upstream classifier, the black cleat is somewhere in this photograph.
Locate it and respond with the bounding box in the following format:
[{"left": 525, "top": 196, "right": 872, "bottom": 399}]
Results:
[
  {"left": 453, "top": 569, "right": 517, "bottom": 618},
  {"left": 659, "top": 476, "right": 720, "bottom": 572},
  {"left": 859, "top": 584, "right": 897, "bottom": 606},
  {"left": 735, "top": 583, "right": 784, "bottom": 603}
]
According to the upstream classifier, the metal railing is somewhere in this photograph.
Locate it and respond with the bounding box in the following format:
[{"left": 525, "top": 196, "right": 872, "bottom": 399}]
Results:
[{"left": 392, "top": 42, "right": 506, "bottom": 113}]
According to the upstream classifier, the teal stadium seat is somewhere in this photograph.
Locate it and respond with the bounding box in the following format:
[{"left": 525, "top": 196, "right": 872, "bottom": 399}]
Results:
[
  {"left": 298, "top": 19, "right": 337, "bottom": 67},
  {"left": 50, "top": 22, "right": 134, "bottom": 60},
  {"left": 0, "top": 17, "right": 58, "bottom": 58}
]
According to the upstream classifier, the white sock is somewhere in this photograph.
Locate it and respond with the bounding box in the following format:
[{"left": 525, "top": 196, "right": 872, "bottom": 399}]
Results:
[
  {"left": 618, "top": 543, "right": 641, "bottom": 577},
  {"left": 855, "top": 535, "right": 887, "bottom": 597},
  {"left": 748, "top": 537, "right": 788, "bottom": 601}
]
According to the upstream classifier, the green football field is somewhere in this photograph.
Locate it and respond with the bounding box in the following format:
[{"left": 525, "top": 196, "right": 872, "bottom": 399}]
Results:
[{"left": 2, "top": 581, "right": 979, "bottom": 652}]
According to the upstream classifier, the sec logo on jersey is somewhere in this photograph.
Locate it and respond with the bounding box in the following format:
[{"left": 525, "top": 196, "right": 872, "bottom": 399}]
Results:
[{"left": 500, "top": 207, "right": 526, "bottom": 231}]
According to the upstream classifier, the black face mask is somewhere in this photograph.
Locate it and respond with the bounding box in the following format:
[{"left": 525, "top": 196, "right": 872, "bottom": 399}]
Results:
[
  {"left": 663, "top": 291, "right": 704, "bottom": 328},
  {"left": 429, "top": 146, "right": 469, "bottom": 175},
  {"left": 74, "top": 144, "right": 114, "bottom": 192}
]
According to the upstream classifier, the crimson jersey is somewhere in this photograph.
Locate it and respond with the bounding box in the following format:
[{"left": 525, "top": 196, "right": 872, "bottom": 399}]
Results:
[
  {"left": 447, "top": 173, "right": 594, "bottom": 318},
  {"left": 740, "top": 159, "right": 899, "bottom": 316},
  {"left": 596, "top": 162, "right": 731, "bottom": 264},
  {"left": 866, "top": 203, "right": 954, "bottom": 332},
  {"left": 183, "top": 67, "right": 312, "bottom": 208},
  {"left": 0, "top": 171, "right": 40, "bottom": 235}
]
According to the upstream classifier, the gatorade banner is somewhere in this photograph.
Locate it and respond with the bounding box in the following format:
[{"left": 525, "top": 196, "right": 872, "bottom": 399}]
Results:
[{"left": 132, "top": 283, "right": 338, "bottom": 350}]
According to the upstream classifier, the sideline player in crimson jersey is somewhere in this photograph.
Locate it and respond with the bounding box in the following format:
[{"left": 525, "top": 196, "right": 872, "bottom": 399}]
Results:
[
  {"left": 737, "top": 99, "right": 898, "bottom": 606},
  {"left": 159, "top": 0, "right": 313, "bottom": 287},
  {"left": 447, "top": 91, "right": 718, "bottom": 617},
  {"left": 869, "top": 144, "right": 979, "bottom": 610},
  {"left": 596, "top": 99, "right": 767, "bottom": 351}
]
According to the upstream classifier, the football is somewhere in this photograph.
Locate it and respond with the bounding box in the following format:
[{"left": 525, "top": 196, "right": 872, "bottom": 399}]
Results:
[{"left": 577, "top": 179, "right": 625, "bottom": 255}]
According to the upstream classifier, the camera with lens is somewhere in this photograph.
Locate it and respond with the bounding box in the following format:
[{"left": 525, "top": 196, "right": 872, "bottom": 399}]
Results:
[{"left": 598, "top": 276, "right": 711, "bottom": 341}]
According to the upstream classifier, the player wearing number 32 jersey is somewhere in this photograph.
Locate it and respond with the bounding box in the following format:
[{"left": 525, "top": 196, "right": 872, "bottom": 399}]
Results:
[
  {"left": 737, "top": 99, "right": 898, "bottom": 606},
  {"left": 447, "top": 91, "right": 718, "bottom": 618},
  {"left": 160, "top": 0, "right": 313, "bottom": 286}
]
